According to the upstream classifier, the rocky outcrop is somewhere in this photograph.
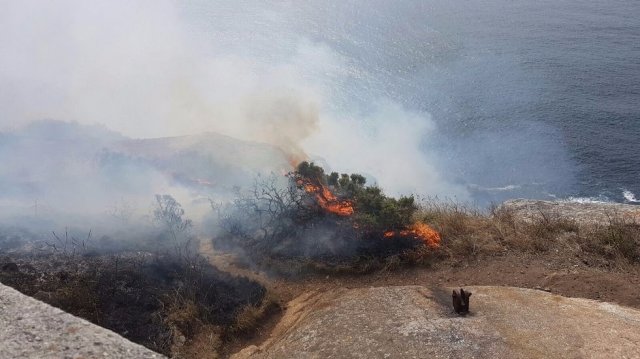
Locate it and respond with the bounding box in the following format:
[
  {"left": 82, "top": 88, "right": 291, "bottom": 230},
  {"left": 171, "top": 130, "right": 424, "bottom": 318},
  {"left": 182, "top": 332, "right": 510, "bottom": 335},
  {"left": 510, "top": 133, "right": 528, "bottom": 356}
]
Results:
[
  {"left": 233, "top": 285, "right": 640, "bottom": 359},
  {"left": 502, "top": 199, "right": 640, "bottom": 225},
  {"left": 0, "top": 282, "right": 165, "bottom": 359}
]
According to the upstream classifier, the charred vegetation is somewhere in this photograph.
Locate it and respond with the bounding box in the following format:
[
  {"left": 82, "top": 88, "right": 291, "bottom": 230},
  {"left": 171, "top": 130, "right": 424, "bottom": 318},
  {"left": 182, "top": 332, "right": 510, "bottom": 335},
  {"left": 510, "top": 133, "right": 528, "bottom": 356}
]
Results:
[
  {"left": 0, "top": 195, "right": 273, "bottom": 358},
  {"left": 1, "top": 163, "right": 639, "bottom": 359},
  {"left": 0, "top": 250, "right": 268, "bottom": 357}
]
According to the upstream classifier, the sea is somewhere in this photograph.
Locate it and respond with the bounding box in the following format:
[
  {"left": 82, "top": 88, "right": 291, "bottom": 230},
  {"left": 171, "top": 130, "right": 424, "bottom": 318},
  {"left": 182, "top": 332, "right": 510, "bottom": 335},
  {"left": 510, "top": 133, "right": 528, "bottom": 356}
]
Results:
[{"left": 189, "top": 0, "right": 640, "bottom": 205}]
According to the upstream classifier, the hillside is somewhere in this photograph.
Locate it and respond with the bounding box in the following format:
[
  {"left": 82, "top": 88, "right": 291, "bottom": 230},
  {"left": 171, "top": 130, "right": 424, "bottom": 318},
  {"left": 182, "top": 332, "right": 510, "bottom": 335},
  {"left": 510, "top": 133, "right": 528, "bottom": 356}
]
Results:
[
  {"left": 0, "top": 120, "right": 292, "bottom": 221},
  {"left": 2, "top": 198, "right": 640, "bottom": 358},
  {"left": 111, "top": 132, "right": 291, "bottom": 192}
]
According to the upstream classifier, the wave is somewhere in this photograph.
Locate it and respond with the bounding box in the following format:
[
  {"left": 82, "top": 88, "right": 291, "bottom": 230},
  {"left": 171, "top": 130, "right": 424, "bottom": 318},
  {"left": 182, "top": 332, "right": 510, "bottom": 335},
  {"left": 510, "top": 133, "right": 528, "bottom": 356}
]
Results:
[
  {"left": 622, "top": 189, "right": 639, "bottom": 203},
  {"left": 467, "top": 184, "right": 522, "bottom": 192},
  {"left": 564, "top": 196, "right": 611, "bottom": 204}
]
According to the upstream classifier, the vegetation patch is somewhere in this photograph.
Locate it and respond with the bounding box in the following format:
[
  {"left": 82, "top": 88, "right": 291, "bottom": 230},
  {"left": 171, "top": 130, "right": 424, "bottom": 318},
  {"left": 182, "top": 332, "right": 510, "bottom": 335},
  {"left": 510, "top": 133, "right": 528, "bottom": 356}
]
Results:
[
  {"left": 0, "top": 194, "right": 274, "bottom": 358},
  {"left": 418, "top": 201, "right": 640, "bottom": 266},
  {"left": 0, "top": 251, "right": 269, "bottom": 358},
  {"left": 213, "top": 162, "right": 441, "bottom": 273}
]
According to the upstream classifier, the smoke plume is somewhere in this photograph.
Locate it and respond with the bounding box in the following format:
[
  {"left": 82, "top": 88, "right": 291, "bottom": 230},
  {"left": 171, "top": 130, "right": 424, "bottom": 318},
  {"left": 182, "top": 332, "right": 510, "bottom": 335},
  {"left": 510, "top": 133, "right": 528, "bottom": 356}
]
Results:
[
  {"left": 1, "top": 0, "right": 468, "bottom": 197},
  {"left": 0, "top": 0, "right": 579, "bottom": 239}
]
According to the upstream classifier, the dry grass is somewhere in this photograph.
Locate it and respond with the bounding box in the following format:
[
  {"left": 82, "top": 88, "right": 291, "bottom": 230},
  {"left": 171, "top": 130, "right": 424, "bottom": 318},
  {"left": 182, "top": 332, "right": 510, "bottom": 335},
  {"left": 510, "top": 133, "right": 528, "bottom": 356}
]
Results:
[
  {"left": 578, "top": 216, "right": 640, "bottom": 262},
  {"left": 228, "top": 200, "right": 639, "bottom": 277},
  {"left": 163, "top": 300, "right": 223, "bottom": 359},
  {"left": 162, "top": 288, "right": 279, "bottom": 358},
  {"left": 231, "top": 293, "right": 279, "bottom": 334},
  {"left": 418, "top": 202, "right": 505, "bottom": 258},
  {"left": 165, "top": 299, "right": 201, "bottom": 339},
  {"left": 416, "top": 200, "right": 640, "bottom": 267},
  {"left": 180, "top": 325, "right": 224, "bottom": 359}
]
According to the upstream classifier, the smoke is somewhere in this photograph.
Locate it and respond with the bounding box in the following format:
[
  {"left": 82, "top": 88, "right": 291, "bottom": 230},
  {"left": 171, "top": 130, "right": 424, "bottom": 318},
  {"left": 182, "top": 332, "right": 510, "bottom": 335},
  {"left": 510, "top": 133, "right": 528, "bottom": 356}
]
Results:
[
  {"left": 0, "top": 1, "right": 321, "bottom": 144},
  {"left": 0, "top": 0, "right": 582, "bottom": 246},
  {"left": 0, "top": 0, "right": 470, "bottom": 204},
  {"left": 304, "top": 101, "right": 461, "bottom": 197}
]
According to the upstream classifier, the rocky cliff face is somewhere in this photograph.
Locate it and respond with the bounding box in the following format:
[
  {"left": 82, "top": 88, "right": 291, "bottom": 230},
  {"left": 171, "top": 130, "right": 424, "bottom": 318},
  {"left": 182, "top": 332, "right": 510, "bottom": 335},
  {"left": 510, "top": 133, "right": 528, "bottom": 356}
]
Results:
[{"left": 234, "top": 285, "right": 640, "bottom": 359}]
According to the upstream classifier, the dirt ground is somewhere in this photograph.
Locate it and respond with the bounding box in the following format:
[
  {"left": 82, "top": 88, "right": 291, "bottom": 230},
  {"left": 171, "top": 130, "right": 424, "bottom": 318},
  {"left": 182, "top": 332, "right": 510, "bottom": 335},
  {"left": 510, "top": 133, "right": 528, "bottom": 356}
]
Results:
[{"left": 199, "top": 240, "right": 640, "bottom": 357}]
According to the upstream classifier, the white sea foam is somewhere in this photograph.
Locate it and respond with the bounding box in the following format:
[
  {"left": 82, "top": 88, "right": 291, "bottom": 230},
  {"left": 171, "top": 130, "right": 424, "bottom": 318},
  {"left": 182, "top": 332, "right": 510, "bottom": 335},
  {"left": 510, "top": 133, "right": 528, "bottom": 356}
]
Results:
[
  {"left": 565, "top": 196, "right": 610, "bottom": 204},
  {"left": 623, "top": 189, "right": 639, "bottom": 203},
  {"left": 467, "top": 184, "right": 521, "bottom": 192}
]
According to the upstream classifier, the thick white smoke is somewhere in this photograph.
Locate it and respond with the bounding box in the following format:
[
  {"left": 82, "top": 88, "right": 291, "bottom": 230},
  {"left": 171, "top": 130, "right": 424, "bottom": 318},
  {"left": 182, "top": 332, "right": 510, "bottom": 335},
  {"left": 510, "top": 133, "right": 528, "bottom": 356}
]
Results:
[{"left": 0, "top": 0, "right": 469, "bottom": 215}]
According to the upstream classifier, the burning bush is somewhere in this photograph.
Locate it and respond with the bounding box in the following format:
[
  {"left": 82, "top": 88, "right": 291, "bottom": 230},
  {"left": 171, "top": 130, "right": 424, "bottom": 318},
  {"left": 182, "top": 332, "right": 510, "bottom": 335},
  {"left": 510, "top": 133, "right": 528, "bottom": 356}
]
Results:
[{"left": 214, "top": 162, "right": 440, "bottom": 267}]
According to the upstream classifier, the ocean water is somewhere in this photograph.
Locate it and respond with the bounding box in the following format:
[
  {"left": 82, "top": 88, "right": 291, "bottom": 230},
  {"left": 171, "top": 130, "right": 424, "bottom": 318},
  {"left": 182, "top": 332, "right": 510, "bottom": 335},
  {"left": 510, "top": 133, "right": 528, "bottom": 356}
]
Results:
[
  {"left": 409, "top": 0, "right": 640, "bottom": 205},
  {"left": 190, "top": 1, "right": 640, "bottom": 204}
]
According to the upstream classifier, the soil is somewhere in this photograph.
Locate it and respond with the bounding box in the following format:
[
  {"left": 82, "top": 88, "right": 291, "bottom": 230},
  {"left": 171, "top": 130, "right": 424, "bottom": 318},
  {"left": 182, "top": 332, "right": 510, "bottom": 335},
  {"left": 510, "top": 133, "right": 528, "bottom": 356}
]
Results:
[{"left": 200, "top": 245, "right": 640, "bottom": 358}]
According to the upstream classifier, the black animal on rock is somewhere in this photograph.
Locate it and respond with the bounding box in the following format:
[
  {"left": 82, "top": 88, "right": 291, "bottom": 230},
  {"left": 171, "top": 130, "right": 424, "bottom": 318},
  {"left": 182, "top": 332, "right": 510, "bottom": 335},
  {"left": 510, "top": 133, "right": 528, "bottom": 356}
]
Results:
[{"left": 452, "top": 288, "right": 471, "bottom": 314}]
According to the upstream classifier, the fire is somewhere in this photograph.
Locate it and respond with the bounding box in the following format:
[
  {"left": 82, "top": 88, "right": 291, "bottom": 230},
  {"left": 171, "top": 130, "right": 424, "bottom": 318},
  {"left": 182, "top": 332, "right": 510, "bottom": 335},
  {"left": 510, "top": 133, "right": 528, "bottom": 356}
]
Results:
[
  {"left": 384, "top": 222, "right": 441, "bottom": 248},
  {"left": 406, "top": 222, "right": 441, "bottom": 248},
  {"left": 292, "top": 168, "right": 439, "bottom": 248},
  {"left": 300, "top": 180, "right": 354, "bottom": 216}
]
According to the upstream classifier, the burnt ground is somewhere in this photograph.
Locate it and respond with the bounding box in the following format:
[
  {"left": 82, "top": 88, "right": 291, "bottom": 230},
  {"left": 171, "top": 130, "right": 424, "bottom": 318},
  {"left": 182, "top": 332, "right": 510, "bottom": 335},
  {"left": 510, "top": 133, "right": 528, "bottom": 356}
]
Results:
[
  {"left": 0, "top": 250, "right": 267, "bottom": 358},
  {"left": 205, "top": 249, "right": 640, "bottom": 358}
]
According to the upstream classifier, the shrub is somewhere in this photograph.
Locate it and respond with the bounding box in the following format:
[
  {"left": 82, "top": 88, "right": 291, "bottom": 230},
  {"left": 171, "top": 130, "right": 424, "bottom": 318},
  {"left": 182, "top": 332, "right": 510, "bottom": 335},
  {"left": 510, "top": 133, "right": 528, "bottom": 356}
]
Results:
[
  {"left": 580, "top": 216, "right": 640, "bottom": 262},
  {"left": 215, "top": 162, "right": 430, "bottom": 266}
]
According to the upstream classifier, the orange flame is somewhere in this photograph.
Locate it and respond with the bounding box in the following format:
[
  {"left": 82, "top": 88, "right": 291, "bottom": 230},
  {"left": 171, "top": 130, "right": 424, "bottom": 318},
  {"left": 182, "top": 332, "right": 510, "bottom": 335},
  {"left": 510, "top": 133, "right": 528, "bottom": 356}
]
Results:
[
  {"left": 403, "top": 222, "right": 441, "bottom": 248},
  {"left": 301, "top": 180, "right": 354, "bottom": 216},
  {"left": 385, "top": 222, "right": 441, "bottom": 248},
  {"left": 294, "top": 172, "right": 439, "bottom": 248}
]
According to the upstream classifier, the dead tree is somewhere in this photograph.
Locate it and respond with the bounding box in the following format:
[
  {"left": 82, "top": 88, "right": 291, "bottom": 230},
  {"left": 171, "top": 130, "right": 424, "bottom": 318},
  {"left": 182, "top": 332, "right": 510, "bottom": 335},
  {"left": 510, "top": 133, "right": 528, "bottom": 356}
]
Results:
[
  {"left": 215, "top": 174, "right": 315, "bottom": 251},
  {"left": 452, "top": 288, "right": 472, "bottom": 314}
]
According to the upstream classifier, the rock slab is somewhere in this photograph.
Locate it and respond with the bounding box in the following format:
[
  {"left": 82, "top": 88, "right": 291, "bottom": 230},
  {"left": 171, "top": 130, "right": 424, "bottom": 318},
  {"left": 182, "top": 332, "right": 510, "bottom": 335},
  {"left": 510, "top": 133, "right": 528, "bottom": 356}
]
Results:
[
  {"left": 234, "top": 285, "right": 640, "bottom": 359},
  {"left": 0, "top": 282, "right": 165, "bottom": 359}
]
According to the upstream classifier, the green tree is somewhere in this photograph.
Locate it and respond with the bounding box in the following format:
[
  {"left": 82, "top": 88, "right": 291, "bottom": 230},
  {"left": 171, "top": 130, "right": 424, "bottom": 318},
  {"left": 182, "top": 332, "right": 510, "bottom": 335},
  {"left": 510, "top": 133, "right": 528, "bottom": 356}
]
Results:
[
  {"left": 338, "top": 173, "right": 350, "bottom": 188},
  {"left": 296, "top": 161, "right": 325, "bottom": 180},
  {"left": 350, "top": 174, "right": 366, "bottom": 186},
  {"left": 328, "top": 172, "right": 340, "bottom": 186}
]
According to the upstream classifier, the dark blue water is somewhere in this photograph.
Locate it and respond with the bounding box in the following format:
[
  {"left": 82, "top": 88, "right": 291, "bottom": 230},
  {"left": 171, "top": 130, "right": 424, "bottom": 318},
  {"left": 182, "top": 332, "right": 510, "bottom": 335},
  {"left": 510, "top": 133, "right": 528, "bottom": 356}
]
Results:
[
  {"left": 189, "top": 0, "right": 640, "bottom": 204},
  {"left": 412, "top": 0, "right": 640, "bottom": 204}
]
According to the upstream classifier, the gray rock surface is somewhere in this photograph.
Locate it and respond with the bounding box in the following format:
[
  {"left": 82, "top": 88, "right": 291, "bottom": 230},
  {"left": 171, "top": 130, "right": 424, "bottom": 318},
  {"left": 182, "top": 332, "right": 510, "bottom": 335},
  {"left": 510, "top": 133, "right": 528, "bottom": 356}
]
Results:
[
  {"left": 234, "top": 285, "right": 640, "bottom": 359},
  {"left": 0, "top": 282, "right": 165, "bottom": 359},
  {"left": 502, "top": 199, "right": 640, "bottom": 225}
]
